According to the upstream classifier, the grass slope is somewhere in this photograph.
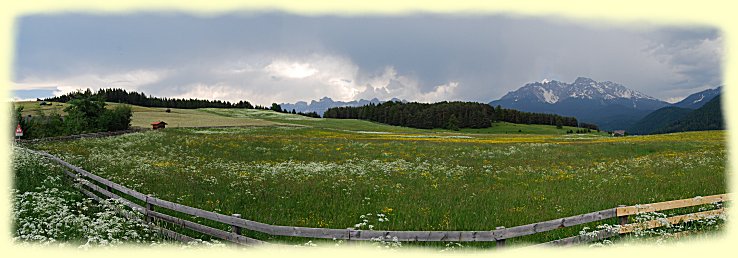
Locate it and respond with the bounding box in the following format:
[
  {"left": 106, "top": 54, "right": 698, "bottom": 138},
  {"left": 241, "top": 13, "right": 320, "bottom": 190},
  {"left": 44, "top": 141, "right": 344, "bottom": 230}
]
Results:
[
  {"left": 13, "top": 101, "right": 281, "bottom": 129},
  {"left": 15, "top": 101, "right": 603, "bottom": 136},
  {"left": 456, "top": 122, "right": 606, "bottom": 135},
  {"left": 31, "top": 125, "right": 726, "bottom": 246}
]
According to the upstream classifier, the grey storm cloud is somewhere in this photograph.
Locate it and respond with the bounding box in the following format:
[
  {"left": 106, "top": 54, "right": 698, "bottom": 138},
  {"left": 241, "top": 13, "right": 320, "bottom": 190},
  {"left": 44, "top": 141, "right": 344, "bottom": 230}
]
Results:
[{"left": 13, "top": 12, "right": 722, "bottom": 105}]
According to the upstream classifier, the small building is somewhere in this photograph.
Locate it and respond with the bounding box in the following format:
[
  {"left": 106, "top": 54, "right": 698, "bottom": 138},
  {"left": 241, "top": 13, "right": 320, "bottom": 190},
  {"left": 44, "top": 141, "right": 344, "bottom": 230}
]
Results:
[
  {"left": 612, "top": 130, "right": 626, "bottom": 137},
  {"left": 151, "top": 121, "right": 167, "bottom": 130}
]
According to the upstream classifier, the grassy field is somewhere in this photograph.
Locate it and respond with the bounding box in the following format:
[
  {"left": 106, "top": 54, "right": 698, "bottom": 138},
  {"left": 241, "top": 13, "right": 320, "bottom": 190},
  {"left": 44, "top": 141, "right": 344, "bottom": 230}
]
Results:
[
  {"left": 14, "top": 101, "right": 283, "bottom": 128},
  {"left": 25, "top": 108, "right": 727, "bottom": 246},
  {"left": 15, "top": 101, "right": 592, "bottom": 134}
]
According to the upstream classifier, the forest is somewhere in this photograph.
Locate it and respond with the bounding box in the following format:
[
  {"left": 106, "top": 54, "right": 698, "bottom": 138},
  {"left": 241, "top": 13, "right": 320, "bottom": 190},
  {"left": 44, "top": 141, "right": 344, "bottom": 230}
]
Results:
[
  {"left": 324, "top": 101, "right": 586, "bottom": 130},
  {"left": 45, "top": 88, "right": 254, "bottom": 109}
]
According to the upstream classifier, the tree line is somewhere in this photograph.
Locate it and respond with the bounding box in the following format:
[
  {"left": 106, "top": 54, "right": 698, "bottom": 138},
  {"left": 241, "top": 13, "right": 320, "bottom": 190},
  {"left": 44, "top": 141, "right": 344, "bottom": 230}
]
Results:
[
  {"left": 324, "top": 101, "right": 592, "bottom": 130},
  {"left": 265, "top": 103, "right": 321, "bottom": 118},
  {"left": 14, "top": 91, "right": 132, "bottom": 139},
  {"left": 492, "top": 105, "right": 581, "bottom": 129},
  {"left": 44, "top": 88, "right": 254, "bottom": 109}
]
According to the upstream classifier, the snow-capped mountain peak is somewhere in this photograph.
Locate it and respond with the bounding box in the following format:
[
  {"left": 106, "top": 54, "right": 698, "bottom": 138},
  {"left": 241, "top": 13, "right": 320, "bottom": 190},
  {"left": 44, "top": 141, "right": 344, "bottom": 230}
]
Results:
[
  {"left": 573, "top": 76, "right": 596, "bottom": 85},
  {"left": 489, "top": 77, "right": 672, "bottom": 131},
  {"left": 497, "top": 77, "right": 664, "bottom": 108}
]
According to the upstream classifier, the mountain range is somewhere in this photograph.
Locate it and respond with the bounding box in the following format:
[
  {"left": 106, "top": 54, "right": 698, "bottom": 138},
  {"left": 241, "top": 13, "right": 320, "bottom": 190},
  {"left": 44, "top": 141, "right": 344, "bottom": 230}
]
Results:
[
  {"left": 629, "top": 87, "right": 722, "bottom": 135},
  {"left": 279, "top": 97, "right": 405, "bottom": 117},
  {"left": 671, "top": 86, "right": 722, "bottom": 109},
  {"left": 488, "top": 77, "right": 672, "bottom": 130},
  {"left": 650, "top": 93, "right": 723, "bottom": 134},
  {"left": 281, "top": 77, "right": 722, "bottom": 133}
]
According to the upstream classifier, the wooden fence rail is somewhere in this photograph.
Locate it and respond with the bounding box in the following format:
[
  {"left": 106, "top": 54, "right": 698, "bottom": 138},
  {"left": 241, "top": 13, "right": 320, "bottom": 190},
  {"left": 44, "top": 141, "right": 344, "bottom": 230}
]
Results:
[
  {"left": 17, "top": 129, "right": 146, "bottom": 143},
  {"left": 28, "top": 149, "right": 729, "bottom": 247}
]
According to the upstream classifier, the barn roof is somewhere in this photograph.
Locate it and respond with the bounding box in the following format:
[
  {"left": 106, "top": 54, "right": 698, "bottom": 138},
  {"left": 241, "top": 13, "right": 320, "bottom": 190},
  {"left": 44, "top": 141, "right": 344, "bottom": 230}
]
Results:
[{"left": 151, "top": 121, "right": 167, "bottom": 125}]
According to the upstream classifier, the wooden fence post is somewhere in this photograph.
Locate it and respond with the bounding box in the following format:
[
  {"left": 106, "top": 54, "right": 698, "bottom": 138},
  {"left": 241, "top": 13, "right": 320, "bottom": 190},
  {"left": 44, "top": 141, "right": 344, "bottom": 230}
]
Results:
[
  {"left": 617, "top": 205, "right": 628, "bottom": 226},
  {"left": 232, "top": 214, "right": 242, "bottom": 235},
  {"left": 496, "top": 226, "right": 506, "bottom": 247},
  {"left": 146, "top": 195, "right": 154, "bottom": 223}
]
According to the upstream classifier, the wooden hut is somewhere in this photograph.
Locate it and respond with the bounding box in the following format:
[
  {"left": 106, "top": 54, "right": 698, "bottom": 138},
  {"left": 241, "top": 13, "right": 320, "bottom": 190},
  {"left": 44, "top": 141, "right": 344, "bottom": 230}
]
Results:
[{"left": 151, "top": 121, "right": 167, "bottom": 130}]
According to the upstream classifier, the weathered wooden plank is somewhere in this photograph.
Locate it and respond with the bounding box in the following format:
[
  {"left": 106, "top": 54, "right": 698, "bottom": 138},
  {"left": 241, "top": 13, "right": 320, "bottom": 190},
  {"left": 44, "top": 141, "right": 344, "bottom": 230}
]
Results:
[
  {"left": 267, "top": 225, "right": 350, "bottom": 239},
  {"left": 617, "top": 194, "right": 729, "bottom": 216},
  {"left": 154, "top": 224, "right": 198, "bottom": 243},
  {"left": 21, "top": 129, "right": 144, "bottom": 143},
  {"left": 64, "top": 171, "right": 196, "bottom": 243},
  {"left": 541, "top": 229, "right": 620, "bottom": 247},
  {"left": 148, "top": 210, "right": 266, "bottom": 245},
  {"left": 34, "top": 150, "right": 149, "bottom": 201},
  {"left": 348, "top": 230, "right": 497, "bottom": 242},
  {"left": 77, "top": 178, "right": 146, "bottom": 212},
  {"left": 495, "top": 208, "right": 616, "bottom": 240},
  {"left": 144, "top": 197, "right": 277, "bottom": 234},
  {"left": 619, "top": 208, "right": 725, "bottom": 234}
]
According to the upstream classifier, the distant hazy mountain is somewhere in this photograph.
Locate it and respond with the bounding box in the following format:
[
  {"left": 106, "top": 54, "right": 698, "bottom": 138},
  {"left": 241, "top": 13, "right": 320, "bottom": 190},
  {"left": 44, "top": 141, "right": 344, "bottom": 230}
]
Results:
[
  {"left": 628, "top": 86, "right": 721, "bottom": 135},
  {"left": 489, "top": 77, "right": 669, "bottom": 130},
  {"left": 652, "top": 94, "right": 723, "bottom": 134},
  {"left": 280, "top": 97, "right": 404, "bottom": 117},
  {"left": 672, "top": 86, "right": 721, "bottom": 109}
]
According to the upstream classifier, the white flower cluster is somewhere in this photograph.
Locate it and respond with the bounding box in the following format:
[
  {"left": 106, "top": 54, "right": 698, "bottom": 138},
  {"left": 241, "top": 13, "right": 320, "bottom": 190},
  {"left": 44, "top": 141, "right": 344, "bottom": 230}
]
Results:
[
  {"left": 583, "top": 202, "right": 726, "bottom": 247},
  {"left": 352, "top": 212, "right": 390, "bottom": 230},
  {"left": 12, "top": 146, "right": 162, "bottom": 248},
  {"left": 370, "top": 235, "right": 402, "bottom": 249},
  {"left": 440, "top": 242, "right": 463, "bottom": 252}
]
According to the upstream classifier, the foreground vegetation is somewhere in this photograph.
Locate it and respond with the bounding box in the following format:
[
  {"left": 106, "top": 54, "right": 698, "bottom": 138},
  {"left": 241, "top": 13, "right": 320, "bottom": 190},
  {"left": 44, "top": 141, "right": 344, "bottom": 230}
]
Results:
[
  {"left": 11, "top": 146, "right": 163, "bottom": 247},
  {"left": 28, "top": 108, "right": 726, "bottom": 246}
]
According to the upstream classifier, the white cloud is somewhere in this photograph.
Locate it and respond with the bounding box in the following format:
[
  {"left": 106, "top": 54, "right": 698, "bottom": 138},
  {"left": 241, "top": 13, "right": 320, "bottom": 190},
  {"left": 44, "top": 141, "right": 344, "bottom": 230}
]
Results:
[
  {"left": 355, "top": 66, "right": 459, "bottom": 103},
  {"left": 265, "top": 60, "right": 318, "bottom": 79},
  {"left": 14, "top": 69, "right": 169, "bottom": 97},
  {"left": 151, "top": 54, "right": 457, "bottom": 105},
  {"left": 417, "top": 81, "right": 460, "bottom": 102},
  {"left": 664, "top": 96, "right": 684, "bottom": 104}
]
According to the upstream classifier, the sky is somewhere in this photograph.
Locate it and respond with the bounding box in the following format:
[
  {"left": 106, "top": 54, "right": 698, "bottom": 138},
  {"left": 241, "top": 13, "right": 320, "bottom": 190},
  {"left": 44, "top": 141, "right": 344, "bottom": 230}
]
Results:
[{"left": 12, "top": 12, "right": 723, "bottom": 105}]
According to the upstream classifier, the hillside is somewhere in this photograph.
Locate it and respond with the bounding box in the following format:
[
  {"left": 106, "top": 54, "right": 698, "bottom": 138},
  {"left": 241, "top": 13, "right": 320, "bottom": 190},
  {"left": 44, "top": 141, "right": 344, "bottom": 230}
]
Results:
[
  {"left": 653, "top": 94, "right": 723, "bottom": 134},
  {"left": 628, "top": 106, "right": 694, "bottom": 135},
  {"left": 14, "top": 101, "right": 280, "bottom": 129},
  {"left": 14, "top": 100, "right": 602, "bottom": 136}
]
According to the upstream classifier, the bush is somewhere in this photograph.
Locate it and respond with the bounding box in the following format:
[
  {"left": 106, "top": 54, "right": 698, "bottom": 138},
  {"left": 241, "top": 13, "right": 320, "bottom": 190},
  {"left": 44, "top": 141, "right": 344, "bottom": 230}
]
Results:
[
  {"left": 15, "top": 91, "right": 133, "bottom": 139},
  {"left": 99, "top": 105, "right": 133, "bottom": 131}
]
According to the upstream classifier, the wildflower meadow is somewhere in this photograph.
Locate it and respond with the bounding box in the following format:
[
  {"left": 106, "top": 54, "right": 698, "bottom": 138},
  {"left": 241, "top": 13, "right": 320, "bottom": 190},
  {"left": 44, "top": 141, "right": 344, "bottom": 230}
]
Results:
[{"left": 21, "top": 108, "right": 726, "bottom": 247}]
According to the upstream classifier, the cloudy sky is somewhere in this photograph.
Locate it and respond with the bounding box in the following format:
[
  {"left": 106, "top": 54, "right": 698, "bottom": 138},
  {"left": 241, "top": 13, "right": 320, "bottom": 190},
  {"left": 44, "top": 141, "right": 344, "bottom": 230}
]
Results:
[{"left": 13, "top": 12, "right": 722, "bottom": 105}]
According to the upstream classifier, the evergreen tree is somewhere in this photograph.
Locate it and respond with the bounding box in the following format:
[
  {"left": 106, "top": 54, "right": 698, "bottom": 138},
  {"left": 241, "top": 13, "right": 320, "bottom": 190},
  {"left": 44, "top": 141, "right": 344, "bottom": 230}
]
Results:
[
  {"left": 446, "top": 114, "right": 460, "bottom": 131},
  {"left": 271, "top": 103, "right": 283, "bottom": 112}
]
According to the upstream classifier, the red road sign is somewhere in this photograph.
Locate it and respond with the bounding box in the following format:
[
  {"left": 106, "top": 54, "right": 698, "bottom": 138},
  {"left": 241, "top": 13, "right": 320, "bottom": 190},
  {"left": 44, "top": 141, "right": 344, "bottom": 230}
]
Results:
[{"left": 15, "top": 124, "right": 23, "bottom": 137}]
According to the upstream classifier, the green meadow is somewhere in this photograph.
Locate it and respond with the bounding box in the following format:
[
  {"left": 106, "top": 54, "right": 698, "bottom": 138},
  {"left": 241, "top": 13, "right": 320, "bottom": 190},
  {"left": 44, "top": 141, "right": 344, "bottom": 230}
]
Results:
[{"left": 24, "top": 108, "right": 726, "bottom": 246}]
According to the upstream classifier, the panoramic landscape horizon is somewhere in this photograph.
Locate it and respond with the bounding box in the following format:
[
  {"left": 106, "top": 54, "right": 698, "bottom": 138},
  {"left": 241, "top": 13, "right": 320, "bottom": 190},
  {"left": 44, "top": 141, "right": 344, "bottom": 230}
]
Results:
[{"left": 7, "top": 6, "right": 729, "bottom": 253}]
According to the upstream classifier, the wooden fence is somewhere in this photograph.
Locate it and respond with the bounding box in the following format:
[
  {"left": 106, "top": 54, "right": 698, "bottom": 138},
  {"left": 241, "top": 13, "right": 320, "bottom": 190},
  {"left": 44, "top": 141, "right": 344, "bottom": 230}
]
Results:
[
  {"left": 29, "top": 149, "right": 729, "bottom": 247},
  {"left": 17, "top": 129, "right": 146, "bottom": 143}
]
